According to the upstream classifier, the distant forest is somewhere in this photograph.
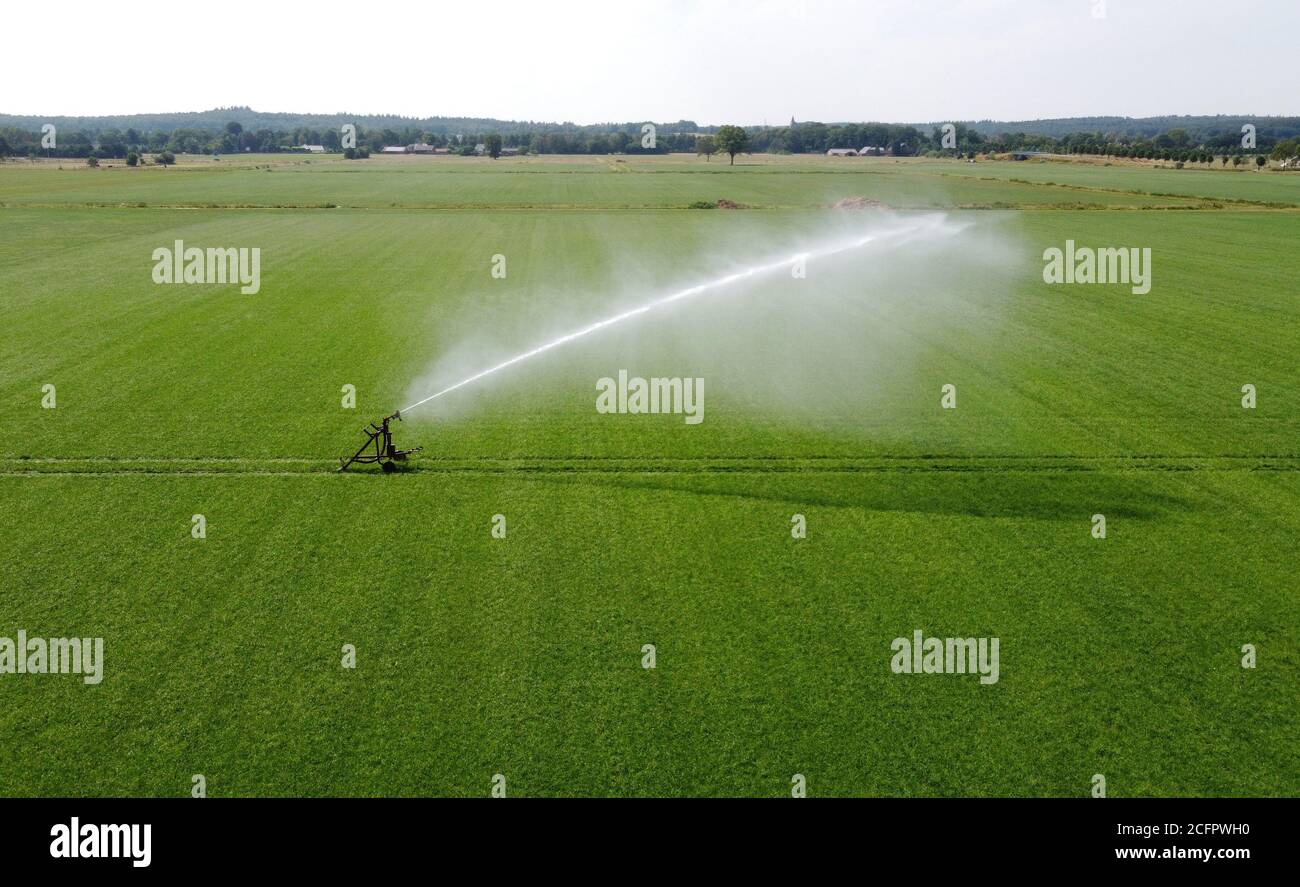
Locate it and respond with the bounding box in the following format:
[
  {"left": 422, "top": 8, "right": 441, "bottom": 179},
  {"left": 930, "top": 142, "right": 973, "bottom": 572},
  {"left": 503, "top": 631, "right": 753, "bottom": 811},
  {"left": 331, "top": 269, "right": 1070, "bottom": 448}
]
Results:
[{"left": 1, "top": 107, "right": 1297, "bottom": 160}]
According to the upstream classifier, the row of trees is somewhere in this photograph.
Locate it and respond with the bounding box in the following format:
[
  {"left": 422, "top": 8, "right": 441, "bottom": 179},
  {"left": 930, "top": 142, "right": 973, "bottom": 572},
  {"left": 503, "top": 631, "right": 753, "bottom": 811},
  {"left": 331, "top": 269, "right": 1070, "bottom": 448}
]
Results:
[
  {"left": 0, "top": 120, "right": 703, "bottom": 159},
  {"left": 1029, "top": 127, "right": 1289, "bottom": 163},
  {"left": 746, "top": 120, "right": 1299, "bottom": 162},
  {"left": 3, "top": 118, "right": 1298, "bottom": 163},
  {"left": 0, "top": 121, "right": 503, "bottom": 159},
  {"left": 748, "top": 122, "right": 930, "bottom": 156}
]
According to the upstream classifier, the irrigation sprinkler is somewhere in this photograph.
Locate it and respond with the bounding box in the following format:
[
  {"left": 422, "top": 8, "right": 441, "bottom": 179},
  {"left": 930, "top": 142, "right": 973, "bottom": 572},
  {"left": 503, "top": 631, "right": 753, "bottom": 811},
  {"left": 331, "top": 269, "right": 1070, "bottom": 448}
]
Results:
[
  {"left": 337, "top": 411, "right": 422, "bottom": 473},
  {"left": 338, "top": 217, "right": 964, "bottom": 474}
]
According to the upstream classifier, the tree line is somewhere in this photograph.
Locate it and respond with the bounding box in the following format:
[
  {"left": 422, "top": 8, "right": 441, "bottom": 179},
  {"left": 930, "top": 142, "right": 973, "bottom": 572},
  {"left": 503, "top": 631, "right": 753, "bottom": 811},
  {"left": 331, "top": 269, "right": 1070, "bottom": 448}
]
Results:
[
  {"left": 750, "top": 121, "right": 1298, "bottom": 161},
  {"left": 2, "top": 117, "right": 1296, "bottom": 162}
]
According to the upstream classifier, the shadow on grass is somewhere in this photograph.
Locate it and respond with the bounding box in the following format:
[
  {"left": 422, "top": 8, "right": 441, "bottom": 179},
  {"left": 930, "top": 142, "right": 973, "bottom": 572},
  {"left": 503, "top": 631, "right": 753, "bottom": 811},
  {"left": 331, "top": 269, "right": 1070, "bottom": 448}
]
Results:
[{"left": 533, "top": 470, "right": 1196, "bottom": 521}]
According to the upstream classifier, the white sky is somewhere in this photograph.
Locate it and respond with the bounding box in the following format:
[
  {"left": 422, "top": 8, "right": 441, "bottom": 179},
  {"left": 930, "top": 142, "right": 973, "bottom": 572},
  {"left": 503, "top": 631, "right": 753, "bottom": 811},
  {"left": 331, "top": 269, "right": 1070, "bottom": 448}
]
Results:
[{"left": 4, "top": 0, "right": 1294, "bottom": 124}]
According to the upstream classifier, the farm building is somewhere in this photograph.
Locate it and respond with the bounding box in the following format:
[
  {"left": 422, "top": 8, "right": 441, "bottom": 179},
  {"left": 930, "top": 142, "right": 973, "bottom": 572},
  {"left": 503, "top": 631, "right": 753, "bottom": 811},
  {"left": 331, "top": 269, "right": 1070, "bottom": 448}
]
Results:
[
  {"left": 859, "top": 146, "right": 886, "bottom": 155},
  {"left": 827, "top": 148, "right": 859, "bottom": 157},
  {"left": 300, "top": 145, "right": 326, "bottom": 154},
  {"left": 379, "top": 144, "right": 446, "bottom": 155}
]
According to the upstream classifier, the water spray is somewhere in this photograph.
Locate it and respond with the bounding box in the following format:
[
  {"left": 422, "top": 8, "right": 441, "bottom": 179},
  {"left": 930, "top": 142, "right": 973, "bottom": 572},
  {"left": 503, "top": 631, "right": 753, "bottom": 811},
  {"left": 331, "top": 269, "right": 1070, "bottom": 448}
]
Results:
[{"left": 337, "top": 215, "right": 961, "bottom": 471}]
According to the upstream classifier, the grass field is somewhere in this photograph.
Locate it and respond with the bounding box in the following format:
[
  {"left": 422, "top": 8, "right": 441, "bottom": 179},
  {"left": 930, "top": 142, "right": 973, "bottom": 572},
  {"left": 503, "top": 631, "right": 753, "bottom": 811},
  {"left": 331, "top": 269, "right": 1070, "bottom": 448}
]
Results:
[{"left": 0, "top": 153, "right": 1295, "bottom": 797}]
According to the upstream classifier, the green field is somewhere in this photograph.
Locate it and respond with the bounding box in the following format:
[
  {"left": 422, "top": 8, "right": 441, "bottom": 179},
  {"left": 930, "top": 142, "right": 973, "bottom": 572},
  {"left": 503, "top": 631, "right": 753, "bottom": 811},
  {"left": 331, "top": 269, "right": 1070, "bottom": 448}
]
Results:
[{"left": 1, "top": 154, "right": 1295, "bottom": 797}]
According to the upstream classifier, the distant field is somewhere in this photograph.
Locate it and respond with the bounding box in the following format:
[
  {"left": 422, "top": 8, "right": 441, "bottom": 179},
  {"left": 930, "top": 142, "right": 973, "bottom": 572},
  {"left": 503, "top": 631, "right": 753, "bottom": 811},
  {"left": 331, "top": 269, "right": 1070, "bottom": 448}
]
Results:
[
  {"left": 0, "top": 154, "right": 1295, "bottom": 797},
  {"left": 0, "top": 153, "right": 1208, "bottom": 208},
  {"left": 921, "top": 157, "right": 1300, "bottom": 206}
]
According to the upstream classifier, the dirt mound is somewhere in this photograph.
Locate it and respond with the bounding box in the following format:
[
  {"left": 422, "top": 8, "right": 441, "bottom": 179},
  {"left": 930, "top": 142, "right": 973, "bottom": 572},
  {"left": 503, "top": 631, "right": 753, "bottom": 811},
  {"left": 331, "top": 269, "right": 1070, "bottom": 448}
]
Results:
[
  {"left": 715, "top": 198, "right": 744, "bottom": 209},
  {"left": 831, "top": 196, "right": 891, "bottom": 210}
]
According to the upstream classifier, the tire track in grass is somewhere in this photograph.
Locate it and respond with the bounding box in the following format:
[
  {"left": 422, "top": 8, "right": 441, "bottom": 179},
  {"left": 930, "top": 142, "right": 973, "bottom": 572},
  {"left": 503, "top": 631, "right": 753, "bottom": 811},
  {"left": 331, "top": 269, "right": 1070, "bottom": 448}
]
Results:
[{"left": 3, "top": 453, "right": 1299, "bottom": 476}]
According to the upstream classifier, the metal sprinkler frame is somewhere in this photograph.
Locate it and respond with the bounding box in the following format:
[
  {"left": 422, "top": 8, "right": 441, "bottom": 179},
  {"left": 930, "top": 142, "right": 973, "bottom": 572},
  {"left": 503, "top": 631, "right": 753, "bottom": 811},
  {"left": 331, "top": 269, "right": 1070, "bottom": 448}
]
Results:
[{"left": 338, "top": 411, "right": 422, "bottom": 473}]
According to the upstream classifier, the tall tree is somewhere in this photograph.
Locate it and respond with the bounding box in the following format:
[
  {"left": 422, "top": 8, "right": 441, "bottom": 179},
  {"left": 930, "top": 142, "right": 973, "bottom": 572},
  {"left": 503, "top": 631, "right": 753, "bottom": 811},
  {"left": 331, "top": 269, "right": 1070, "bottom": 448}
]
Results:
[
  {"left": 485, "top": 133, "right": 503, "bottom": 159},
  {"left": 714, "top": 125, "right": 748, "bottom": 165}
]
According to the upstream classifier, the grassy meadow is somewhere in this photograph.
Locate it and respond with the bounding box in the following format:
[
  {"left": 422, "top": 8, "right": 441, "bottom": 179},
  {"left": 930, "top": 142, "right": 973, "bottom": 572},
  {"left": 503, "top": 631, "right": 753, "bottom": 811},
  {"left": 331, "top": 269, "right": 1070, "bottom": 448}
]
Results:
[{"left": 0, "top": 152, "right": 1295, "bottom": 796}]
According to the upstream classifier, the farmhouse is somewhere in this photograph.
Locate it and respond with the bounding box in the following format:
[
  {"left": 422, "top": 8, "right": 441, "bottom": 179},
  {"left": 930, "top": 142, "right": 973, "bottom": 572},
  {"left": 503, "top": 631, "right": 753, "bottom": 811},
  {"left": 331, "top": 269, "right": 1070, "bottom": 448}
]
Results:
[
  {"left": 380, "top": 146, "right": 408, "bottom": 154},
  {"left": 827, "top": 148, "right": 858, "bottom": 157},
  {"left": 859, "top": 146, "right": 886, "bottom": 155}
]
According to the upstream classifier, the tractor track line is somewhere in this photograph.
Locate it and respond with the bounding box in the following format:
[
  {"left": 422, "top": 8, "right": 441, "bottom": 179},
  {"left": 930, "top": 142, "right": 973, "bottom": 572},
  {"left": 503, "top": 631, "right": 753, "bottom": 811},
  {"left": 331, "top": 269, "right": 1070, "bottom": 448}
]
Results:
[{"left": 4, "top": 454, "right": 1300, "bottom": 477}]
